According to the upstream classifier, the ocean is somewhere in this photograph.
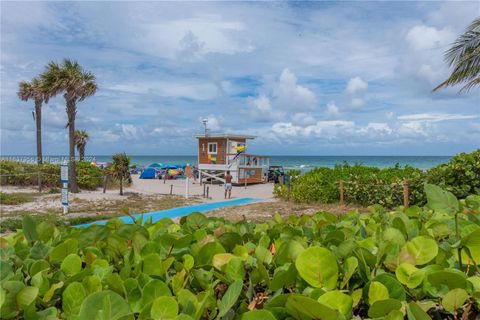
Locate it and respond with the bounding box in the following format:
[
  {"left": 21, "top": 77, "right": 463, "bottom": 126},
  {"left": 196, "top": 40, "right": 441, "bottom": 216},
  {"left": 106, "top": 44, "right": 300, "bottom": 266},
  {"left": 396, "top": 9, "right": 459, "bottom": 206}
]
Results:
[{"left": 2, "top": 155, "right": 450, "bottom": 171}]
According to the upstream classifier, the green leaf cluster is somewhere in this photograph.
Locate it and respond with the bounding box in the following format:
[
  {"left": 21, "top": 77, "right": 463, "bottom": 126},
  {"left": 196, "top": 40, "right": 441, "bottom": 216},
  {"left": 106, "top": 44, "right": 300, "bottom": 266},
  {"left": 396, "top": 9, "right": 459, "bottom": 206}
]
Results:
[
  {"left": 275, "top": 150, "right": 480, "bottom": 208},
  {"left": 1, "top": 184, "right": 480, "bottom": 319}
]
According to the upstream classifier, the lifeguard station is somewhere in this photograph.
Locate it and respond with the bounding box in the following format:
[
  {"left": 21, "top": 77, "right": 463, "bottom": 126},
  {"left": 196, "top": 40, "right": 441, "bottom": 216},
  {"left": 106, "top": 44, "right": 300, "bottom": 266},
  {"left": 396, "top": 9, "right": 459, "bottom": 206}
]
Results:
[{"left": 196, "top": 132, "right": 270, "bottom": 185}]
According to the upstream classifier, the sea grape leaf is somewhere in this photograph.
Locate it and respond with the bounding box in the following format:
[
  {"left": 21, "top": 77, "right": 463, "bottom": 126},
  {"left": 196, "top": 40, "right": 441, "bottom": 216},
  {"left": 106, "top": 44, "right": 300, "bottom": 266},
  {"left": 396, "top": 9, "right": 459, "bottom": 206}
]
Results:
[
  {"left": 141, "top": 279, "right": 172, "bottom": 306},
  {"left": 50, "top": 238, "right": 78, "bottom": 262},
  {"left": 426, "top": 270, "right": 469, "bottom": 297},
  {"left": 182, "top": 254, "right": 194, "bottom": 271},
  {"left": 218, "top": 279, "right": 243, "bottom": 317},
  {"left": 78, "top": 290, "right": 132, "bottom": 320},
  {"left": 60, "top": 254, "right": 82, "bottom": 276},
  {"left": 186, "top": 213, "right": 208, "bottom": 230},
  {"left": 406, "top": 301, "right": 431, "bottom": 320},
  {"left": 276, "top": 240, "right": 305, "bottom": 265},
  {"left": 425, "top": 184, "right": 459, "bottom": 215},
  {"left": 16, "top": 286, "right": 38, "bottom": 310},
  {"left": 368, "top": 299, "right": 402, "bottom": 318},
  {"left": 242, "top": 309, "right": 276, "bottom": 320},
  {"left": 442, "top": 288, "right": 468, "bottom": 314},
  {"left": 224, "top": 257, "right": 246, "bottom": 281},
  {"left": 395, "top": 263, "right": 425, "bottom": 289},
  {"left": 373, "top": 273, "right": 406, "bottom": 301},
  {"left": 42, "top": 281, "right": 63, "bottom": 303},
  {"left": 151, "top": 296, "right": 179, "bottom": 319},
  {"left": 368, "top": 281, "right": 389, "bottom": 305},
  {"left": 36, "top": 221, "right": 55, "bottom": 243},
  {"left": 143, "top": 253, "right": 163, "bottom": 276},
  {"left": 466, "top": 195, "right": 480, "bottom": 211},
  {"left": 212, "top": 253, "right": 235, "bottom": 270},
  {"left": 22, "top": 215, "right": 38, "bottom": 243},
  {"left": 62, "top": 282, "right": 86, "bottom": 317},
  {"left": 196, "top": 242, "right": 225, "bottom": 266},
  {"left": 403, "top": 236, "right": 438, "bottom": 265},
  {"left": 340, "top": 256, "right": 358, "bottom": 289},
  {"left": 295, "top": 246, "right": 338, "bottom": 289},
  {"left": 285, "top": 294, "right": 339, "bottom": 320},
  {"left": 317, "top": 290, "right": 353, "bottom": 318}
]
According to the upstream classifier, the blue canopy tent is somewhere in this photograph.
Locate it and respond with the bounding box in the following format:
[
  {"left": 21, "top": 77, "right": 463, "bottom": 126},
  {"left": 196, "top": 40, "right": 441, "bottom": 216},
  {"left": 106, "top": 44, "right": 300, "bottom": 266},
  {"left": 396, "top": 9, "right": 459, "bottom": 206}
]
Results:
[
  {"left": 160, "top": 164, "right": 178, "bottom": 169},
  {"left": 148, "top": 163, "right": 162, "bottom": 168},
  {"left": 139, "top": 167, "right": 158, "bottom": 179}
]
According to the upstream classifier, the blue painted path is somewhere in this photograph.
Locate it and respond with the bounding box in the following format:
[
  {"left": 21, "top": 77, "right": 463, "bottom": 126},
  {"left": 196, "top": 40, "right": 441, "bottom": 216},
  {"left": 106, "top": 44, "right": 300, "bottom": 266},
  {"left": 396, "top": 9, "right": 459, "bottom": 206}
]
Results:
[{"left": 74, "top": 197, "right": 262, "bottom": 227}]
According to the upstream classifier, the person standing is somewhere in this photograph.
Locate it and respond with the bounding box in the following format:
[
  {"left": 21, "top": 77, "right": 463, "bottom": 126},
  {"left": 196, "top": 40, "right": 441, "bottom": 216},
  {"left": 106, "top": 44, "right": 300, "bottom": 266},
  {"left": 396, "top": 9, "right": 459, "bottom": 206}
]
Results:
[{"left": 224, "top": 170, "right": 233, "bottom": 199}]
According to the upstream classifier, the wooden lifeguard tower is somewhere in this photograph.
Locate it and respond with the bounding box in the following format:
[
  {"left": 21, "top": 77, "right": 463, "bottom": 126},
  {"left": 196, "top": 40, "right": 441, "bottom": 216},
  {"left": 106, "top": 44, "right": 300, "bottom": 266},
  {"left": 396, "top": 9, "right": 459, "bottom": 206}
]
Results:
[{"left": 196, "top": 133, "right": 270, "bottom": 185}]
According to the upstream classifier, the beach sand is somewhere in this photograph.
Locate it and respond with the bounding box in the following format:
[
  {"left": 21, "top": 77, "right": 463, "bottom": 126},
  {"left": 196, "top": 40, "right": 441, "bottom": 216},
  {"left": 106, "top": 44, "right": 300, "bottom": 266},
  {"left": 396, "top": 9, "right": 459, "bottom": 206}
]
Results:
[{"left": 0, "top": 175, "right": 275, "bottom": 219}]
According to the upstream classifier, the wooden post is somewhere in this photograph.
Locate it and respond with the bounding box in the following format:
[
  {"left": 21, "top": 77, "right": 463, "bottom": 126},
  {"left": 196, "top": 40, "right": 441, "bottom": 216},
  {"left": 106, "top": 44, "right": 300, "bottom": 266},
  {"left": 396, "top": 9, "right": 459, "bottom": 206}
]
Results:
[
  {"left": 37, "top": 171, "right": 42, "bottom": 193},
  {"left": 103, "top": 175, "right": 107, "bottom": 193},
  {"left": 403, "top": 180, "right": 409, "bottom": 208},
  {"left": 339, "top": 180, "right": 344, "bottom": 205},
  {"left": 170, "top": 184, "right": 173, "bottom": 195},
  {"left": 203, "top": 184, "right": 206, "bottom": 198},
  {"left": 206, "top": 186, "right": 209, "bottom": 198}
]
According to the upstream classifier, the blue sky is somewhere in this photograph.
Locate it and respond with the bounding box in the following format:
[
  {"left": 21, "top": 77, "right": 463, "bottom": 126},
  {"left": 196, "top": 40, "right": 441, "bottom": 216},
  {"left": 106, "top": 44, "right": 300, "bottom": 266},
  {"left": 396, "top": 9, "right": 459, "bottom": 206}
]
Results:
[{"left": 1, "top": 1, "right": 479, "bottom": 156}]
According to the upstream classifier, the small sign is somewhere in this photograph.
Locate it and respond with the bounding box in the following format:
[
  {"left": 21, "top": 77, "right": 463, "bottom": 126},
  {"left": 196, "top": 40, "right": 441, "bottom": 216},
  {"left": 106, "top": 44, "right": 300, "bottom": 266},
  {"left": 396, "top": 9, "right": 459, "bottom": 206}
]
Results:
[
  {"left": 185, "top": 165, "right": 191, "bottom": 177},
  {"left": 61, "top": 165, "right": 68, "bottom": 182},
  {"left": 61, "top": 188, "right": 68, "bottom": 206}
]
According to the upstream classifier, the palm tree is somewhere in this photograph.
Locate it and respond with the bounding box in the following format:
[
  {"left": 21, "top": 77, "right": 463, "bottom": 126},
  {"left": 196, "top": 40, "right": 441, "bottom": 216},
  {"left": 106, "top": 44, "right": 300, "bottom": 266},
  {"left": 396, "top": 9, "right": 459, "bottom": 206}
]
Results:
[
  {"left": 434, "top": 17, "right": 480, "bottom": 93},
  {"left": 74, "top": 129, "right": 89, "bottom": 161},
  {"left": 17, "top": 78, "right": 49, "bottom": 165},
  {"left": 41, "top": 59, "right": 97, "bottom": 193},
  {"left": 110, "top": 153, "right": 131, "bottom": 195}
]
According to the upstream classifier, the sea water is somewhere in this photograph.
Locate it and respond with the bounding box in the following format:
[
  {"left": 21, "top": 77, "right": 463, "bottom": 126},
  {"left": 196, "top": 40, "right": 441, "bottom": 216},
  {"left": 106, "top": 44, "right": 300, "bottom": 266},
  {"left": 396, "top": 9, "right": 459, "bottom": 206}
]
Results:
[{"left": 1, "top": 155, "right": 451, "bottom": 171}]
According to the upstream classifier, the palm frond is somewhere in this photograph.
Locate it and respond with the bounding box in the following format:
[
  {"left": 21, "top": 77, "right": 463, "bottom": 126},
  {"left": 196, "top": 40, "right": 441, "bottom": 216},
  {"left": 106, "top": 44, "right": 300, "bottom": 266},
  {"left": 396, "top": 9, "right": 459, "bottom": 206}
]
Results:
[{"left": 434, "top": 17, "right": 480, "bottom": 93}]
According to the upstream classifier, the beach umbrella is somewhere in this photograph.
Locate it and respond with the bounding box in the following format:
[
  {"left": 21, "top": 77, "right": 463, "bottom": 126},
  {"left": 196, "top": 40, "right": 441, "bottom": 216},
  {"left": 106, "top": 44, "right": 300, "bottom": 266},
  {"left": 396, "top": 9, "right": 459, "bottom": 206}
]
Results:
[
  {"left": 168, "top": 169, "right": 179, "bottom": 175},
  {"left": 148, "top": 162, "right": 162, "bottom": 168}
]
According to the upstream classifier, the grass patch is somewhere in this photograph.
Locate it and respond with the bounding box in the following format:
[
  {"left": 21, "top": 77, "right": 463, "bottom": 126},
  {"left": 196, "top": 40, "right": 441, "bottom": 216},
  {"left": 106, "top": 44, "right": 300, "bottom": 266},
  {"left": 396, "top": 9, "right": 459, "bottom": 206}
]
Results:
[{"left": 0, "top": 192, "right": 37, "bottom": 205}]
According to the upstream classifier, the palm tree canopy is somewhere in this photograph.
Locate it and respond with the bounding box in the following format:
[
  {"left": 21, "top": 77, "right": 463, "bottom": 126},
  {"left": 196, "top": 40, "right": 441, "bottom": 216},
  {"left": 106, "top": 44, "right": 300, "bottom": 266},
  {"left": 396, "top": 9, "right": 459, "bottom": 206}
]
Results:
[
  {"left": 434, "top": 17, "right": 480, "bottom": 92},
  {"left": 41, "top": 59, "right": 97, "bottom": 102},
  {"left": 74, "top": 129, "right": 89, "bottom": 148},
  {"left": 111, "top": 153, "right": 131, "bottom": 180},
  {"left": 17, "top": 78, "right": 50, "bottom": 103}
]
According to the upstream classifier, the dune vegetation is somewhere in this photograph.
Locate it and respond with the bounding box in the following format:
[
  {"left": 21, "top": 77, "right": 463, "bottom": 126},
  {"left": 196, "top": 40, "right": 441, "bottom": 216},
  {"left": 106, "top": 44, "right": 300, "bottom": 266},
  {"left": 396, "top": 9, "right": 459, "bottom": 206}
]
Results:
[{"left": 1, "top": 184, "right": 480, "bottom": 319}]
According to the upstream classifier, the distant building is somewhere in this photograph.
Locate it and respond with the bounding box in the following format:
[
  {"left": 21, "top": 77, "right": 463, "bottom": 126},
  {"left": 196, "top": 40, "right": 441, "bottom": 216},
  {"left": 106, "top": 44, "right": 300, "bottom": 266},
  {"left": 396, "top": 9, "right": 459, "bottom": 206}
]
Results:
[{"left": 195, "top": 133, "right": 270, "bottom": 184}]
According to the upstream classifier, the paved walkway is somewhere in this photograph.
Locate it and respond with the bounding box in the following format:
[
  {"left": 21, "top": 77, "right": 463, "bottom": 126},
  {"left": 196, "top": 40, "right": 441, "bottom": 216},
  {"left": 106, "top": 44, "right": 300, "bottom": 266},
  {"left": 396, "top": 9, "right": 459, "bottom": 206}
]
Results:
[{"left": 75, "top": 197, "right": 262, "bottom": 227}]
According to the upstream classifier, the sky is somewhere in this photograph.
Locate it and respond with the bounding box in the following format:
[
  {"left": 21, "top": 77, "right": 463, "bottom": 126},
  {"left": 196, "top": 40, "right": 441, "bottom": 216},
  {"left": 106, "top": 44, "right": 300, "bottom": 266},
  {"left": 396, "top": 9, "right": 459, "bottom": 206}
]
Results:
[{"left": 1, "top": 1, "right": 479, "bottom": 156}]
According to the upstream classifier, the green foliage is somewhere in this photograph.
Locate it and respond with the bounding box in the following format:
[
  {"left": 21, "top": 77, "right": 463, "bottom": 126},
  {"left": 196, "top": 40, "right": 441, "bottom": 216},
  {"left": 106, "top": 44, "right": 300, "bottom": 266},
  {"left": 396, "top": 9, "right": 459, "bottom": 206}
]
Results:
[
  {"left": 0, "top": 160, "right": 104, "bottom": 190},
  {"left": 275, "top": 150, "right": 480, "bottom": 207},
  {"left": 1, "top": 185, "right": 480, "bottom": 319},
  {"left": 0, "top": 192, "right": 35, "bottom": 205}
]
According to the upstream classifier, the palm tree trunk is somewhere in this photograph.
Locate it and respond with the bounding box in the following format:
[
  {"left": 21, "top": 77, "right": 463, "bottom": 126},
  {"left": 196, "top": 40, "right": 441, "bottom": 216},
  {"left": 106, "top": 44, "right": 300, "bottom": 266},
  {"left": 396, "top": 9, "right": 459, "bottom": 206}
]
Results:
[
  {"left": 79, "top": 145, "right": 85, "bottom": 161},
  {"left": 35, "top": 99, "right": 42, "bottom": 165},
  {"left": 120, "top": 176, "right": 123, "bottom": 196},
  {"left": 67, "top": 100, "right": 79, "bottom": 193}
]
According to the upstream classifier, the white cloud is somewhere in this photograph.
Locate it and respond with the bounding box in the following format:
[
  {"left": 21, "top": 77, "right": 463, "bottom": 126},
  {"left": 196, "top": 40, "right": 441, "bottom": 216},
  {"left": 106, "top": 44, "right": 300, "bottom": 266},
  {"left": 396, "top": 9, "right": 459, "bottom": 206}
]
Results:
[
  {"left": 199, "top": 115, "right": 223, "bottom": 131},
  {"left": 325, "top": 101, "right": 340, "bottom": 117},
  {"left": 350, "top": 98, "right": 365, "bottom": 108},
  {"left": 107, "top": 80, "right": 218, "bottom": 100},
  {"left": 248, "top": 94, "right": 284, "bottom": 121},
  {"left": 406, "top": 25, "right": 455, "bottom": 51},
  {"left": 292, "top": 113, "right": 316, "bottom": 125},
  {"left": 346, "top": 77, "right": 368, "bottom": 94},
  {"left": 398, "top": 113, "right": 479, "bottom": 122},
  {"left": 273, "top": 68, "right": 317, "bottom": 111},
  {"left": 358, "top": 122, "right": 393, "bottom": 135}
]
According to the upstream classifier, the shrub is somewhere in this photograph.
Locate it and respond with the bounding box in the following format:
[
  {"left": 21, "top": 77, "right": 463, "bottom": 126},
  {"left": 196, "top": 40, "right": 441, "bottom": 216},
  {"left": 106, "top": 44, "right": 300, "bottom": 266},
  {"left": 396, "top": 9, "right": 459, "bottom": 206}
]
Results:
[
  {"left": 426, "top": 150, "right": 480, "bottom": 199},
  {"left": 276, "top": 150, "right": 480, "bottom": 207},
  {"left": 0, "top": 192, "right": 35, "bottom": 205},
  {"left": 1, "top": 186, "right": 480, "bottom": 319},
  {"left": 0, "top": 160, "right": 104, "bottom": 190}
]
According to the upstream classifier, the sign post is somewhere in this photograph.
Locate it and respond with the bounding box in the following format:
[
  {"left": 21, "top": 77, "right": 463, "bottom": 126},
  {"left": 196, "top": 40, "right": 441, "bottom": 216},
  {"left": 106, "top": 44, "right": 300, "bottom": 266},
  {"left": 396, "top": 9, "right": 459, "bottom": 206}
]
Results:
[
  {"left": 60, "top": 164, "right": 69, "bottom": 214},
  {"left": 185, "top": 164, "right": 191, "bottom": 199}
]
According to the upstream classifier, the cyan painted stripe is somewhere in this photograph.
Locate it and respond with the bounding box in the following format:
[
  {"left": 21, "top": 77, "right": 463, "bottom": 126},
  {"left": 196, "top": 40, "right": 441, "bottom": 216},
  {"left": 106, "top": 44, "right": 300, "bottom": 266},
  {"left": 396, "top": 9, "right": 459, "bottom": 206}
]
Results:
[{"left": 74, "top": 197, "right": 261, "bottom": 228}]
